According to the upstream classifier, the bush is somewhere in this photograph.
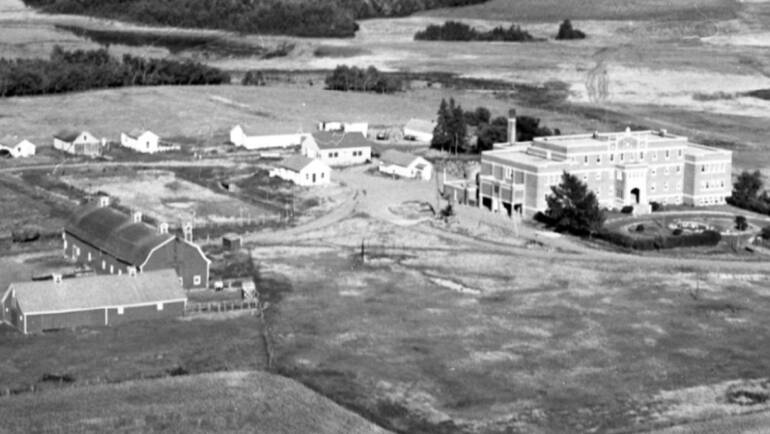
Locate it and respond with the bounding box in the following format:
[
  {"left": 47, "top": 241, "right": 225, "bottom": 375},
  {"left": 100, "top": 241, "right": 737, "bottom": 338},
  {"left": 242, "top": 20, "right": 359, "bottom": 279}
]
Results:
[
  {"left": 735, "top": 215, "right": 748, "bottom": 231},
  {"left": 621, "top": 205, "right": 634, "bottom": 214},
  {"left": 555, "top": 19, "right": 586, "bottom": 40},
  {"left": 598, "top": 229, "right": 721, "bottom": 250},
  {"left": 415, "top": 21, "right": 535, "bottom": 42},
  {"left": 762, "top": 225, "right": 770, "bottom": 240},
  {"left": 635, "top": 224, "right": 645, "bottom": 233},
  {"left": 672, "top": 228, "right": 683, "bottom": 236},
  {"left": 325, "top": 65, "right": 401, "bottom": 94},
  {"left": 650, "top": 201, "right": 662, "bottom": 212}
]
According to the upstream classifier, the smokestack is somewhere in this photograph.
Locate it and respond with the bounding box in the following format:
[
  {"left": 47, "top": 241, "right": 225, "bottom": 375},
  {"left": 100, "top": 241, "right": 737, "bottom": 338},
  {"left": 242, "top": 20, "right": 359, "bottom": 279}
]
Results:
[
  {"left": 507, "top": 109, "right": 517, "bottom": 144},
  {"left": 131, "top": 210, "right": 142, "bottom": 223},
  {"left": 183, "top": 222, "right": 193, "bottom": 243},
  {"left": 98, "top": 195, "right": 110, "bottom": 208},
  {"left": 158, "top": 222, "right": 169, "bottom": 235}
]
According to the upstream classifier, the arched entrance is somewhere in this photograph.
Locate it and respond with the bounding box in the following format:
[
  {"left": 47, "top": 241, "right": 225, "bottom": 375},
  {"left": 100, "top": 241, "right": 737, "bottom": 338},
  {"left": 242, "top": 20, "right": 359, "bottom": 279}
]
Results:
[{"left": 630, "top": 188, "right": 640, "bottom": 204}]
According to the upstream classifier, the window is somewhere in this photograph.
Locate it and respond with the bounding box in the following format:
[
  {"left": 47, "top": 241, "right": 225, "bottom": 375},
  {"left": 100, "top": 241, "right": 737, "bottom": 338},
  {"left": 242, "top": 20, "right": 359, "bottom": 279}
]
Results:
[
  {"left": 620, "top": 153, "right": 624, "bottom": 161},
  {"left": 720, "top": 180, "right": 725, "bottom": 188},
  {"left": 610, "top": 154, "right": 614, "bottom": 162},
  {"left": 193, "top": 275, "right": 201, "bottom": 285},
  {"left": 639, "top": 151, "right": 644, "bottom": 160},
  {"left": 652, "top": 152, "right": 658, "bottom": 161},
  {"left": 117, "top": 306, "right": 124, "bottom": 315},
  {"left": 87, "top": 252, "right": 92, "bottom": 262},
  {"left": 583, "top": 174, "right": 588, "bottom": 182},
  {"left": 616, "top": 172, "right": 622, "bottom": 180},
  {"left": 676, "top": 165, "right": 681, "bottom": 173},
  {"left": 109, "top": 265, "right": 114, "bottom": 274},
  {"left": 102, "top": 260, "right": 106, "bottom": 270},
  {"left": 665, "top": 150, "right": 670, "bottom": 159},
  {"left": 664, "top": 182, "right": 669, "bottom": 191},
  {"left": 63, "top": 240, "right": 68, "bottom": 249},
  {"left": 651, "top": 184, "right": 656, "bottom": 192},
  {"left": 584, "top": 155, "right": 588, "bottom": 165},
  {"left": 678, "top": 149, "right": 683, "bottom": 158},
  {"left": 651, "top": 168, "right": 656, "bottom": 176},
  {"left": 676, "top": 181, "right": 682, "bottom": 191},
  {"left": 504, "top": 167, "right": 513, "bottom": 179},
  {"left": 701, "top": 165, "right": 705, "bottom": 172},
  {"left": 156, "top": 303, "right": 164, "bottom": 311},
  {"left": 596, "top": 155, "right": 601, "bottom": 163}
]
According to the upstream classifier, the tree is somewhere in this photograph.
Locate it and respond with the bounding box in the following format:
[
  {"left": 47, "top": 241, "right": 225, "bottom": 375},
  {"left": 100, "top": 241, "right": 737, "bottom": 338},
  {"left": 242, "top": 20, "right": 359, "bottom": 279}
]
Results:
[
  {"left": 431, "top": 98, "right": 452, "bottom": 151},
  {"left": 735, "top": 215, "right": 748, "bottom": 231},
  {"left": 476, "top": 116, "right": 508, "bottom": 151},
  {"left": 731, "top": 170, "right": 763, "bottom": 206},
  {"left": 545, "top": 171, "right": 605, "bottom": 236},
  {"left": 431, "top": 98, "right": 467, "bottom": 153},
  {"left": 761, "top": 225, "right": 770, "bottom": 240},
  {"left": 516, "top": 115, "right": 554, "bottom": 141},
  {"left": 556, "top": 19, "right": 586, "bottom": 40}
]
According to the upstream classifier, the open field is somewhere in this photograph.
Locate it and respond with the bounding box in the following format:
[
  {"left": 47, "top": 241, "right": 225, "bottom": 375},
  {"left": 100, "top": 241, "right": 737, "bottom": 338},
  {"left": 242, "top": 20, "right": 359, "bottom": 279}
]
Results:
[
  {"left": 0, "top": 314, "right": 266, "bottom": 394},
  {"left": 251, "top": 217, "right": 770, "bottom": 433},
  {"left": 0, "top": 370, "right": 390, "bottom": 433}
]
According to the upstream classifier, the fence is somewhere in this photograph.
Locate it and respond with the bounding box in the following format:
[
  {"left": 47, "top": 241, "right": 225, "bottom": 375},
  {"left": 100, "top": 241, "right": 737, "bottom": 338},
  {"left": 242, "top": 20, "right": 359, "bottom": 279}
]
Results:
[{"left": 185, "top": 299, "right": 259, "bottom": 315}]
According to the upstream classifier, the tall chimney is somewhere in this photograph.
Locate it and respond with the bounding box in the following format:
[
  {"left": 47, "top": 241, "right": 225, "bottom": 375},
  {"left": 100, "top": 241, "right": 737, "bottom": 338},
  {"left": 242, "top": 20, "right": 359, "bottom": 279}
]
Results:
[
  {"left": 131, "top": 210, "right": 142, "bottom": 223},
  {"left": 183, "top": 222, "right": 193, "bottom": 243},
  {"left": 507, "top": 109, "right": 517, "bottom": 144}
]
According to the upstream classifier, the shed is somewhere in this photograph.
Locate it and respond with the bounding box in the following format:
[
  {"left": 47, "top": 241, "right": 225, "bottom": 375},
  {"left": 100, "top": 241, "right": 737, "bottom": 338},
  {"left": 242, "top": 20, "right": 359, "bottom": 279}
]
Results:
[
  {"left": 379, "top": 150, "right": 433, "bottom": 181},
  {"left": 1, "top": 269, "right": 187, "bottom": 334},
  {"left": 222, "top": 233, "right": 242, "bottom": 251},
  {"left": 269, "top": 155, "right": 331, "bottom": 186}
]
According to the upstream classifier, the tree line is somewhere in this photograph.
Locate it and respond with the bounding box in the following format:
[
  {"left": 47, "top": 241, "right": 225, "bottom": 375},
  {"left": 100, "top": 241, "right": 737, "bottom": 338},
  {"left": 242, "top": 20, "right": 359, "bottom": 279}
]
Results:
[
  {"left": 729, "top": 170, "right": 770, "bottom": 215},
  {"left": 325, "top": 65, "right": 402, "bottom": 94},
  {"left": 415, "top": 19, "right": 586, "bottom": 42},
  {"left": 431, "top": 98, "right": 560, "bottom": 153},
  {"left": 23, "top": 0, "right": 488, "bottom": 38},
  {"left": 0, "top": 46, "right": 230, "bottom": 98}
]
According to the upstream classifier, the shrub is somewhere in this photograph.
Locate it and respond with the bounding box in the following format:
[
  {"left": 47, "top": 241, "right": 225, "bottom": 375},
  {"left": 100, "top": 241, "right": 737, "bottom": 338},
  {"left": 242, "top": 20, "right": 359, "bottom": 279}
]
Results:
[
  {"left": 325, "top": 65, "right": 401, "bottom": 94},
  {"left": 735, "top": 215, "right": 748, "bottom": 231},
  {"left": 650, "top": 201, "right": 662, "bottom": 212},
  {"left": 672, "top": 228, "right": 683, "bottom": 236},
  {"left": 599, "top": 229, "right": 720, "bottom": 250},
  {"left": 415, "top": 21, "right": 535, "bottom": 42},
  {"left": 621, "top": 205, "right": 634, "bottom": 214},
  {"left": 555, "top": 19, "right": 586, "bottom": 40},
  {"left": 762, "top": 225, "right": 770, "bottom": 240},
  {"left": 635, "top": 224, "right": 645, "bottom": 233}
]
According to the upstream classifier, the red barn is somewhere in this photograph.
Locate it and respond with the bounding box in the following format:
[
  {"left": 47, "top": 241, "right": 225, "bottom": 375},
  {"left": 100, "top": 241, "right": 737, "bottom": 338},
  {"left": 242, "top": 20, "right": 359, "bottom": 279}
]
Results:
[
  {"left": 1, "top": 269, "right": 187, "bottom": 334},
  {"left": 62, "top": 199, "right": 210, "bottom": 289}
]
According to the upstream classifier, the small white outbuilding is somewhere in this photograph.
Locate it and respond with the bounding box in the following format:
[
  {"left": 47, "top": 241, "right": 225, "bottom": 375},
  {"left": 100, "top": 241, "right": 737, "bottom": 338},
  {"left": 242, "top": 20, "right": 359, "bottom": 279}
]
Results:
[
  {"left": 269, "top": 155, "right": 331, "bottom": 186},
  {"left": 120, "top": 130, "right": 161, "bottom": 153},
  {"left": 379, "top": 150, "right": 433, "bottom": 181}
]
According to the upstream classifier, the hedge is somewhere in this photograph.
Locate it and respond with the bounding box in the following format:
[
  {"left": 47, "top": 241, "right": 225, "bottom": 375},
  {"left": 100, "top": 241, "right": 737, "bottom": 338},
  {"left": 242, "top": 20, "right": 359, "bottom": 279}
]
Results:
[{"left": 598, "top": 229, "right": 722, "bottom": 250}]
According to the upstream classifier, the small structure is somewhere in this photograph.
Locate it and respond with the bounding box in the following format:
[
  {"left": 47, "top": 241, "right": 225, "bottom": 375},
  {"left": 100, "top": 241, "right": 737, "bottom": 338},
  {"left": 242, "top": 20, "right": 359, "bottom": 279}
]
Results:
[
  {"left": 241, "top": 279, "right": 257, "bottom": 300},
  {"left": 403, "top": 118, "right": 436, "bottom": 143},
  {"left": 63, "top": 198, "right": 211, "bottom": 289},
  {"left": 302, "top": 131, "right": 372, "bottom": 166},
  {"left": 379, "top": 150, "right": 433, "bottom": 181},
  {"left": 222, "top": 233, "right": 242, "bottom": 252},
  {"left": 230, "top": 125, "right": 308, "bottom": 150},
  {"left": 53, "top": 130, "right": 103, "bottom": 157},
  {"left": 269, "top": 155, "right": 331, "bottom": 186},
  {"left": 317, "top": 121, "right": 368, "bottom": 137},
  {"left": 0, "top": 137, "right": 36, "bottom": 158},
  {"left": 120, "top": 130, "right": 162, "bottom": 154},
  {"left": 1, "top": 269, "right": 187, "bottom": 334}
]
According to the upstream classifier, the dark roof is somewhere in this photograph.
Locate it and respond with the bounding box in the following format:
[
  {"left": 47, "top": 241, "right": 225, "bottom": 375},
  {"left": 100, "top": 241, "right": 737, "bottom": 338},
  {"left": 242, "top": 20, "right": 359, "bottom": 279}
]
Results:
[
  {"left": 278, "top": 155, "right": 316, "bottom": 172},
  {"left": 65, "top": 206, "right": 174, "bottom": 266},
  {"left": 7, "top": 269, "right": 186, "bottom": 314},
  {"left": 54, "top": 130, "right": 84, "bottom": 142},
  {"left": 311, "top": 131, "right": 372, "bottom": 150},
  {"left": 380, "top": 149, "right": 421, "bottom": 167}
]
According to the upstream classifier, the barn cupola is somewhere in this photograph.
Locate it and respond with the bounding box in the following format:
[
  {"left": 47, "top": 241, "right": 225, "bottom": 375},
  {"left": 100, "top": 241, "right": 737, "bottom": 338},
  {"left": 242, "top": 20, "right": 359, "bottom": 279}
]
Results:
[
  {"left": 97, "top": 195, "right": 110, "bottom": 208},
  {"left": 183, "top": 222, "right": 193, "bottom": 243},
  {"left": 52, "top": 273, "right": 62, "bottom": 284},
  {"left": 158, "top": 222, "right": 169, "bottom": 235},
  {"left": 131, "top": 210, "right": 142, "bottom": 224}
]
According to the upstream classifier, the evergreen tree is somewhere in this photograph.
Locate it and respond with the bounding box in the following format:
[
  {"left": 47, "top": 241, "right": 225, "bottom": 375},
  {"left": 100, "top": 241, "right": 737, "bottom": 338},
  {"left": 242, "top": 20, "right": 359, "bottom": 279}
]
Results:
[
  {"left": 731, "top": 170, "right": 763, "bottom": 205},
  {"left": 431, "top": 98, "right": 451, "bottom": 151},
  {"left": 546, "top": 171, "right": 605, "bottom": 236},
  {"left": 448, "top": 98, "right": 467, "bottom": 154},
  {"left": 556, "top": 19, "right": 586, "bottom": 40}
]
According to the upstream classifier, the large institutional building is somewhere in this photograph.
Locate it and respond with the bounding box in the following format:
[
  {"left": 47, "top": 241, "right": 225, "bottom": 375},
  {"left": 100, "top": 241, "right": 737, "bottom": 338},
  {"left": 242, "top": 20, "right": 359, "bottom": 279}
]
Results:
[{"left": 479, "top": 120, "right": 732, "bottom": 217}]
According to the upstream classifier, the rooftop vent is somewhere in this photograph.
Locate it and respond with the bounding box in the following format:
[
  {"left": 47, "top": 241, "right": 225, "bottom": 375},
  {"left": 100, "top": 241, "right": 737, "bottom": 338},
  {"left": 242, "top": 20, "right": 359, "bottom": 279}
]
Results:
[{"left": 659, "top": 129, "right": 667, "bottom": 137}]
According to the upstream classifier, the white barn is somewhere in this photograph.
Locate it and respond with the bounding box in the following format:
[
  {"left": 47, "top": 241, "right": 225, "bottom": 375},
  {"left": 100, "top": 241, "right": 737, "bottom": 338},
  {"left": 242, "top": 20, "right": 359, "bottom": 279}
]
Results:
[
  {"left": 120, "top": 130, "right": 161, "bottom": 153},
  {"left": 230, "top": 125, "right": 308, "bottom": 150},
  {"left": 269, "top": 155, "right": 331, "bottom": 186},
  {"left": 379, "top": 150, "right": 433, "bottom": 181},
  {"left": 403, "top": 119, "right": 436, "bottom": 143},
  {"left": 53, "top": 131, "right": 103, "bottom": 157},
  {"left": 302, "top": 131, "right": 372, "bottom": 167}
]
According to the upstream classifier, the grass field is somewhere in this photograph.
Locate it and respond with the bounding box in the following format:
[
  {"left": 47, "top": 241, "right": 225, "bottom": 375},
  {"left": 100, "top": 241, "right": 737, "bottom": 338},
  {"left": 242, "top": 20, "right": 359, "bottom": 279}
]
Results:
[
  {"left": 0, "top": 314, "right": 267, "bottom": 394},
  {"left": 0, "top": 370, "right": 390, "bottom": 433},
  {"left": 252, "top": 217, "right": 770, "bottom": 433}
]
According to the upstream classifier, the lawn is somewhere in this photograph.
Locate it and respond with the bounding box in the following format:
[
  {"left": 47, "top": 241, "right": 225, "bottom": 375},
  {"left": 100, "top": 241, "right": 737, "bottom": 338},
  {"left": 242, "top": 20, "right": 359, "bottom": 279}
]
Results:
[
  {"left": 0, "top": 370, "right": 389, "bottom": 433},
  {"left": 0, "top": 174, "right": 73, "bottom": 238},
  {"left": 252, "top": 217, "right": 770, "bottom": 433}
]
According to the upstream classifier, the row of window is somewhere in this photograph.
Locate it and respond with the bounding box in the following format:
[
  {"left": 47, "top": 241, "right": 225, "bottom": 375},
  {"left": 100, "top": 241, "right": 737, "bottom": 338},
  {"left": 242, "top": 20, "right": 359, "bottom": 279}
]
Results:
[
  {"left": 701, "top": 179, "right": 726, "bottom": 191},
  {"left": 581, "top": 148, "right": 683, "bottom": 165},
  {"left": 700, "top": 163, "right": 728, "bottom": 173},
  {"left": 650, "top": 181, "right": 682, "bottom": 193},
  {"left": 650, "top": 165, "right": 681, "bottom": 176},
  {"left": 696, "top": 196, "right": 726, "bottom": 206},
  {"left": 327, "top": 150, "right": 367, "bottom": 159}
]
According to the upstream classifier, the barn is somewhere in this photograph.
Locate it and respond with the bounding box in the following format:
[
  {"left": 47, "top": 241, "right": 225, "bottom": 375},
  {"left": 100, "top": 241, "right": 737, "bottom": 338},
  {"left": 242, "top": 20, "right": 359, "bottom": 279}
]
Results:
[
  {"left": 302, "top": 131, "right": 372, "bottom": 166},
  {"left": 0, "top": 137, "right": 36, "bottom": 158},
  {"left": 1, "top": 269, "right": 186, "bottom": 334},
  {"left": 63, "top": 197, "right": 211, "bottom": 289},
  {"left": 379, "top": 150, "right": 433, "bottom": 181}
]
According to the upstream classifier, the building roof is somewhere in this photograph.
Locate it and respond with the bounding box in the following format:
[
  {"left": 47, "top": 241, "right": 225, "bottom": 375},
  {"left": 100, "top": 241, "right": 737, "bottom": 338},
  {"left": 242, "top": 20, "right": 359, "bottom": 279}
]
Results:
[
  {"left": 54, "top": 130, "right": 84, "bottom": 142},
  {"left": 380, "top": 150, "right": 421, "bottom": 167},
  {"left": 685, "top": 143, "right": 732, "bottom": 158},
  {"left": 125, "top": 130, "right": 157, "bottom": 140},
  {"left": 404, "top": 118, "right": 436, "bottom": 135},
  {"left": 65, "top": 206, "right": 174, "bottom": 266},
  {"left": 277, "top": 155, "right": 316, "bottom": 172},
  {"left": 311, "top": 131, "right": 372, "bottom": 150},
  {"left": 7, "top": 269, "right": 186, "bottom": 315}
]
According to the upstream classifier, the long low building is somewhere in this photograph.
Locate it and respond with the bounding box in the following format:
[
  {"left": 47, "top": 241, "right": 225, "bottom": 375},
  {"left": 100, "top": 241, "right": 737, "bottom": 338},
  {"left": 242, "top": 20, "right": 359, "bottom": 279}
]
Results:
[
  {"left": 378, "top": 150, "right": 433, "bottom": 181},
  {"left": 479, "top": 125, "right": 732, "bottom": 217},
  {"left": 230, "top": 125, "right": 308, "bottom": 150},
  {"left": 1, "top": 269, "right": 186, "bottom": 334}
]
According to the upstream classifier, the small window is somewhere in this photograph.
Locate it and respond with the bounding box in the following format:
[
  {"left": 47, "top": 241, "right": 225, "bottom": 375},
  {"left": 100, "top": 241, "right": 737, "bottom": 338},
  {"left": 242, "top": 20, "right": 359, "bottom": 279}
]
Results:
[
  {"left": 620, "top": 153, "right": 624, "bottom": 161},
  {"left": 117, "top": 306, "right": 124, "bottom": 315},
  {"left": 652, "top": 152, "right": 658, "bottom": 161},
  {"left": 664, "top": 182, "right": 669, "bottom": 191},
  {"left": 64, "top": 240, "right": 68, "bottom": 249},
  {"left": 110, "top": 265, "right": 114, "bottom": 274},
  {"left": 664, "top": 167, "right": 669, "bottom": 175},
  {"left": 193, "top": 275, "right": 201, "bottom": 285},
  {"left": 583, "top": 175, "right": 588, "bottom": 182},
  {"left": 157, "top": 303, "right": 164, "bottom": 311},
  {"left": 678, "top": 149, "right": 683, "bottom": 158},
  {"left": 596, "top": 155, "right": 601, "bottom": 163},
  {"left": 584, "top": 155, "right": 588, "bottom": 165},
  {"left": 610, "top": 154, "right": 614, "bottom": 162},
  {"left": 639, "top": 151, "right": 644, "bottom": 160},
  {"left": 102, "top": 260, "right": 106, "bottom": 270},
  {"left": 651, "top": 184, "right": 656, "bottom": 192},
  {"left": 665, "top": 150, "right": 670, "bottom": 159},
  {"left": 676, "top": 165, "right": 681, "bottom": 173},
  {"left": 701, "top": 165, "right": 705, "bottom": 172},
  {"left": 651, "top": 168, "right": 656, "bottom": 176}
]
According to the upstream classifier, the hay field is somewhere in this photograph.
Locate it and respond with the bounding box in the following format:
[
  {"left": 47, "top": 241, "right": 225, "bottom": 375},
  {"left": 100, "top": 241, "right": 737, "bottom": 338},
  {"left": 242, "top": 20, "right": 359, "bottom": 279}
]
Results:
[
  {"left": 61, "top": 170, "right": 272, "bottom": 225},
  {"left": 0, "top": 371, "right": 390, "bottom": 433},
  {"left": 253, "top": 217, "right": 770, "bottom": 433}
]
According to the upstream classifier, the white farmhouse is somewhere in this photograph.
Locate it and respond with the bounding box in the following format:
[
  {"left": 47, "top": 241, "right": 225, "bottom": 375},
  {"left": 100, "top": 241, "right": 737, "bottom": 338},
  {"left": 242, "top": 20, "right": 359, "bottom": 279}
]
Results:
[
  {"left": 269, "top": 155, "right": 331, "bottom": 186},
  {"left": 230, "top": 125, "right": 308, "bottom": 150},
  {"left": 53, "top": 130, "right": 103, "bottom": 157},
  {"left": 302, "top": 131, "right": 372, "bottom": 167},
  {"left": 403, "top": 118, "right": 436, "bottom": 143},
  {"left": 379, "top": 150, "right": 433, "bottom": 181},
  {"left": 0, "top": 137, "right": 35, "bottom": 158},
  {"left": 120, "top": 130, "right": 161, "bottom": 153}
]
